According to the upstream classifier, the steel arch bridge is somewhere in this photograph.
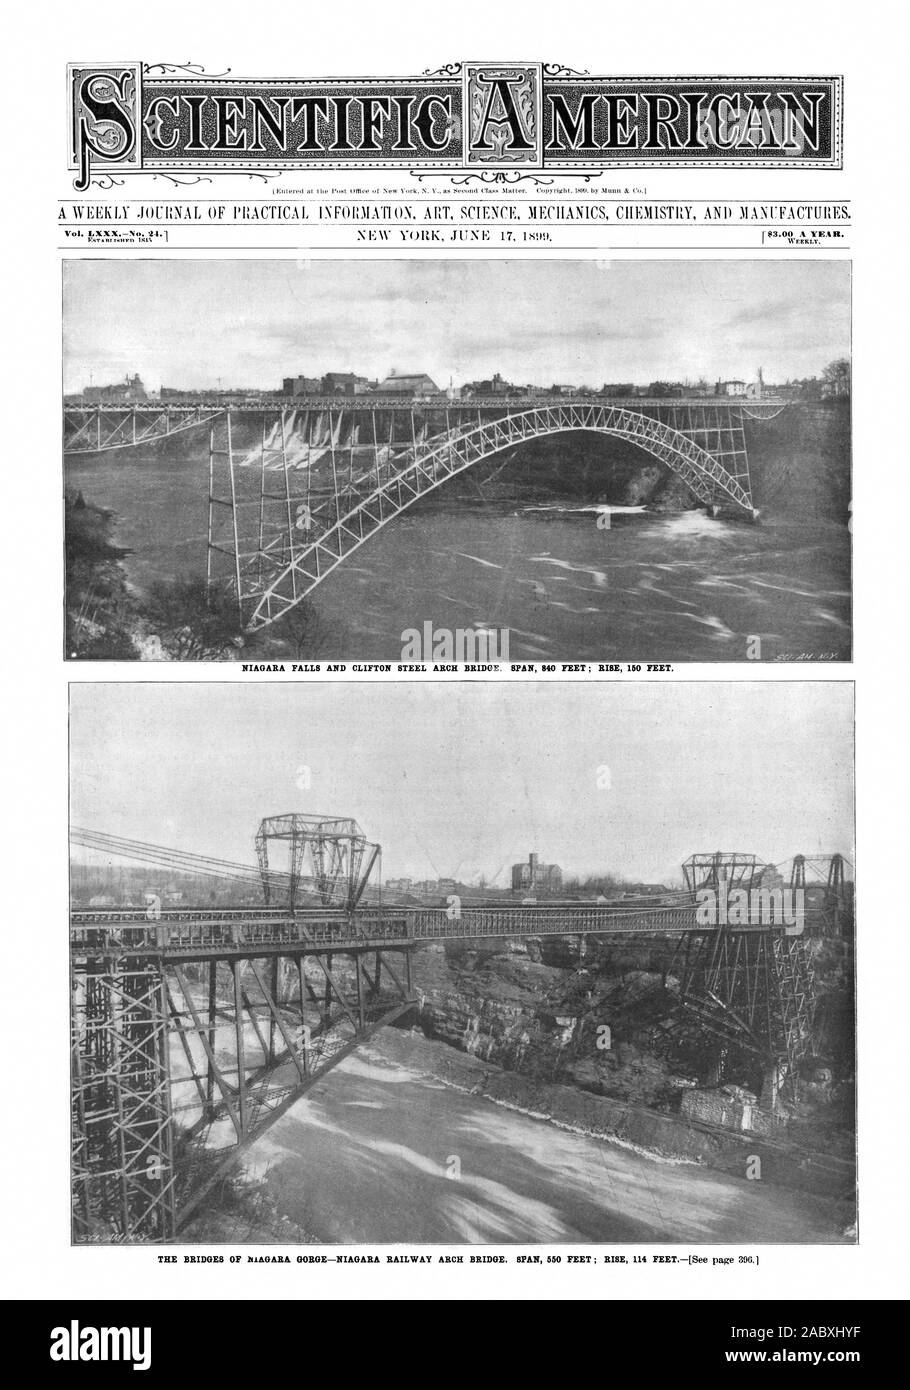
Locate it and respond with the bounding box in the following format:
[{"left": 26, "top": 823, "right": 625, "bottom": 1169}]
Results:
[
  {"left": 69, "top": 815, "right": 850, "bottom": 1242},
  {"left": 243, "top": 401, "right": 761, "bottom": 631},
  {"left": 63, "top": 395, "right": 786, "bottom": 631}
]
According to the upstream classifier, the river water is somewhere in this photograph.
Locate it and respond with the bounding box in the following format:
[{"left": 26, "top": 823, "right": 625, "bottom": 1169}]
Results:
[
  {"left": 236, "top": 1034, "right": 843, "bottom": 1244},
  {"left": 66, "top": 453, "right": 851, "bottom": 662}
]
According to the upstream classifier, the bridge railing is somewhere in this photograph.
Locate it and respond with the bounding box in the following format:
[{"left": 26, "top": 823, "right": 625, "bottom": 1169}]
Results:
[
  {"left": 63, "top": 395, "right": 786, "bottom": 413},
  {"left": 69, "top": 907, "right": 414, "bottom": 957},
  {"left": 412, "top": 903, "right": 701, "bottom": 937},
  {"left": 70, "top": 898, "right": 827, "bottom": 958}
]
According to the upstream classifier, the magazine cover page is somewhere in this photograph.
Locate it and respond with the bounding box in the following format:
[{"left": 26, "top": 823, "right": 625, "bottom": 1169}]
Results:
[{"left": 2, "top": 0, "right": 906, "bottom": 1359}]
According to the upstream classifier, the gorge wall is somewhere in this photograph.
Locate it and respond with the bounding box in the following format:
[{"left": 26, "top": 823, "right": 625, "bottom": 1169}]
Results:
[
  {"left": 410, "top": 928, "right": 856, "bottom": 1168},
  {"left": 459, "top": 401, "right": 851, "bottom": 521}
]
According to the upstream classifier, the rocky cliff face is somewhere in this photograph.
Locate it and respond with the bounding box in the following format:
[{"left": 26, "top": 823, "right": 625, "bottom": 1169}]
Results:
[
  {"left": 462, "top": 432, "right": 693, "bottom": 510},
  {"left": 747, "top": 402, "right": 850, "bottom": 522},
  {"left": 412, "top": 926, "right": 856, "bottom": 1146},
  {"left": 453, "top": 401, "right": 850, "bottom": 522},
  {"left": 413, "top": 937, "right": 695, "bottom": 1110}
]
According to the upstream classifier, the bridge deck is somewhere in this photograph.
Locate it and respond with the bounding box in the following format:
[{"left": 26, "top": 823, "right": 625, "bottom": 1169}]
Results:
[
  {"left": 70, "top": 900, "right": 818, "bottom": 960},
  {"left": 64, "top": 395, "right": 784, "bottom": 413}
]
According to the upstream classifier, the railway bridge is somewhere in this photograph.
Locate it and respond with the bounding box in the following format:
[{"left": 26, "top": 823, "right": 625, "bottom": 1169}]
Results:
[
  {"left": 70, "top": 815, "right": 849, "bottom": 1243},
  {"left": 63, "top": 394, "right": 787, "bottom": 630}
]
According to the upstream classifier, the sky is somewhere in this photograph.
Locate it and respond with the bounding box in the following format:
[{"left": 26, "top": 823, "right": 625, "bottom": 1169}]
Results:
[
  {"left": 69, "top": 683, "right": 854, "bottom": 886},
  {"left": 62, "top": 259, "right": 850, "bottom": 395}
]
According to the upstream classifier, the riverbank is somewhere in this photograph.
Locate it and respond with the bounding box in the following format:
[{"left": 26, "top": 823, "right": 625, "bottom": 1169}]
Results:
[
  {"left": 184, "top": 1028, "right": 851, "bottom": 1245},
  {"left": 64, "top": 401, "right": 851, "bottom": 662},
  {"left": 385, "top": 1029, "right": 855, "bottom": 1207}
]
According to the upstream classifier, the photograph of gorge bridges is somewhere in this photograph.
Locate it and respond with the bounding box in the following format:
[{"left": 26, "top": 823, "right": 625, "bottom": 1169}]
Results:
[
  {"left": 70, "top": 681, "right": 856, "bottom": 1244},
  {"left": 63, "top": 259, "right": 851, "bottom": 663}
]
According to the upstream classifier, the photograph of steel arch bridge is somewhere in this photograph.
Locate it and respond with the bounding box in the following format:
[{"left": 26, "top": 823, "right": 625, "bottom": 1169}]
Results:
[
  {"left": 70, "top": 681, "right": 856, "bottom": 1244},
  {"left": 63, "top": 259, "right": 851, "bottom": 663}
]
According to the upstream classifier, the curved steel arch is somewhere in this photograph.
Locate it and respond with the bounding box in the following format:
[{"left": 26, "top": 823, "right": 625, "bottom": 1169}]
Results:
[
  {"left": 740, "top": 402, "right": 789, "bottom": 422},
  {"left": 245, "top": 403, "right": 756, "bottom": 631}
]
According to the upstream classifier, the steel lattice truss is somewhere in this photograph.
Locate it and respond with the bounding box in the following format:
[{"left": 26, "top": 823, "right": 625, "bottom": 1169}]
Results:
[
  {"left": 672, "top": 929, "right": 817, "bottom": 1075},
  {"left": 71, "top": 962, "right": 177, "bottom": 1243},
  {"left": 255, "top": 814, "right": 379, "bottom": 911},
  {"left": 683, "top": 851, "right": 765, "bottom": 894},
  {"left": 62, "top": 396, "right": 785, "bottom": 630},
  {"left": 70, "top": 811, "right": 411, "bottom": 1242},
  {"left": 789, "top": 852, "right": 854, "bottom": 935},
  {"left": 63, "top": 405, "right": 220, "bottom": 454},
  {"left": 71, "top": 818, "right": 843, "bottom": 1243},
  {"left": 227, "top": 401, "right": 761, "bottom": 629},
  {"left": 72, "top": 942, "right": 415, "bottom": 1243}
]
